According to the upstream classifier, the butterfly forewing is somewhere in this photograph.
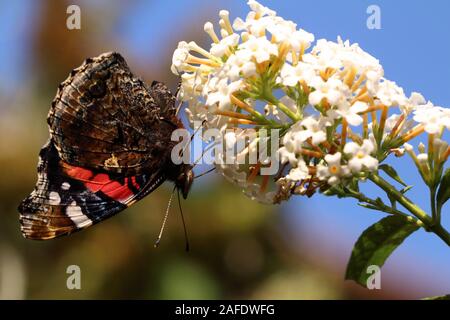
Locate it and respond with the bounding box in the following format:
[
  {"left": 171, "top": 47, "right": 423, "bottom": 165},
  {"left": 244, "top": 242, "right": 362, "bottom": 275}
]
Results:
[{"left": 48, "top": 52, "right": 178, "bottom": 175}]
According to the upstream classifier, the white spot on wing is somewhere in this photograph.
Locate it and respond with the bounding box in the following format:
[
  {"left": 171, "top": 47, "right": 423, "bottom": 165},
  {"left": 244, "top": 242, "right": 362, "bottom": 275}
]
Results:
[
  {"left": 37, "top": 156, "right": 44, "bottom": 167},
  {"left": 61, "top": 182, "right": 71, "bottom": 190},
  {"left": 48, "top": 192, "right": 61, "bottom": 205},
  {"left": 67, "top": 201, "right": 93, "bottom": 228}
]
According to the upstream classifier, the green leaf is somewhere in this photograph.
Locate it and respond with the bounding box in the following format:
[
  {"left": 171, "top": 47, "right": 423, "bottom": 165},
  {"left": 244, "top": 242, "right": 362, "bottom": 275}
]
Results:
[
  {"left": 379, "top": 164, "right": 407, "bottom": 187},
  {"left": 400, "top": 185, "right": 413, "bottom": 194},
  {"left": 345, "top": 215, "right": 419, "bottom": 287},
  {"left": 357, "top": 203, "right": 381, "bottom": 211},
  {"left": 423, "top": 294, "right": 450, "bottom": 300},
  {"left": 437, "top": 168, "right": 450, "bottom": 216}
]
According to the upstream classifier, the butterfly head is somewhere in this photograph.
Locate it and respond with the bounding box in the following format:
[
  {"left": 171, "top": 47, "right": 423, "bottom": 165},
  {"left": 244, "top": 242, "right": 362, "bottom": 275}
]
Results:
[{"left": 176, "top": 165, "right": 194, "bottom": 199}]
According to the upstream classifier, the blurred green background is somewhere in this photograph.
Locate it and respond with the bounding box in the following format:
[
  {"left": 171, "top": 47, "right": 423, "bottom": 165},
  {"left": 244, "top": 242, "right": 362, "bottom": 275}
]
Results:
[{"left": 1, "top": 0, "right": 448, "bottom": 299}]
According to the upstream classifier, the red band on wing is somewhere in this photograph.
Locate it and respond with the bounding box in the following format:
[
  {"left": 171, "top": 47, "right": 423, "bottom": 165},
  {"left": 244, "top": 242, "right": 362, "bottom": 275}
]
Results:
[
  {"left": 63, "top": 165, "right": 94, "bottom": 181},
  {"left": 62, "top": 162, "right": 140, "bottom": 203}
]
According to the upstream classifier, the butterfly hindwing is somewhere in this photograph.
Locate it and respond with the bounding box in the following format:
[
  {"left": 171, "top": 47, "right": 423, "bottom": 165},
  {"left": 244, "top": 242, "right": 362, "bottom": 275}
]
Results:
[{"left": 18, "top": 140, "right": 166, "bottom": 240}]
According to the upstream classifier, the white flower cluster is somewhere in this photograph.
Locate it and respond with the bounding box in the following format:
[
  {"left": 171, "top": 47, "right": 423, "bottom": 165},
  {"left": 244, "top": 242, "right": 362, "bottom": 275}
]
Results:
[{"left": 171, "top": 0, "right": 450, "bottom": 203}]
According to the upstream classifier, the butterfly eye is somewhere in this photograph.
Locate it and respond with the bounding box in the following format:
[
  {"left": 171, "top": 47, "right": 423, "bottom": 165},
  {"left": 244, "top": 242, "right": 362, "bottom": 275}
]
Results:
[{"left": 176, "top": 168, "right": 193, "bottom": 199}]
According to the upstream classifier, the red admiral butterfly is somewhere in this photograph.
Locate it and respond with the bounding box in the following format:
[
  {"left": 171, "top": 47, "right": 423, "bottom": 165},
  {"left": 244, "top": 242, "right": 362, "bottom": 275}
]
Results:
[{"left": 18, "top": 52, "right": 193, "bottom": 240}]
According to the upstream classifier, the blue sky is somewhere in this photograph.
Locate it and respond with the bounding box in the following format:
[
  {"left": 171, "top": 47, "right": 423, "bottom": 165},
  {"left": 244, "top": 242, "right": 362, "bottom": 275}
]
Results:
[{"left": 1, "top": 0, "right": 450, "bottom": 296}]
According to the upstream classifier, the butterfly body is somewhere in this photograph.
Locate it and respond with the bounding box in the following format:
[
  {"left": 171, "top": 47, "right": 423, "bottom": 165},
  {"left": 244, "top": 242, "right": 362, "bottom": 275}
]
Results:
[{"left": 19, "top": 52, "right": 192, "bottom": 240}]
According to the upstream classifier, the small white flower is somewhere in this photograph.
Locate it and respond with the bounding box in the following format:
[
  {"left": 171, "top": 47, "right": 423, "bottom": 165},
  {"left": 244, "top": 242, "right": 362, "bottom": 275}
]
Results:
[
  {"left": 336, "top": 101, "right": 368, "bottom": 126},
  {"left": 331, "top": 37, "right": 383, "bottom": 77},
  {"left": 179, "top": 71, "right": 209, "bottom": 101},
  {"left": 297, "top": 117, "right": 327, "bottom": 145},
  {"left": 266, "top": 18, "right": 295, "bottom": 37},
  {"left": 303, "top": 50, "right": 343, "bottom": 72},
  {"left": 206, "top": 79, "right": 243, "bottom": 110},
  {"left": 413, "top": 104, "right": 447, "bottom": 134},
  {"left": 267, "top": 19, "right": 314, "bottom": 52},
  {"left": 365, "top": 70, "right": 383, "bottom": 95},
  {"left": 224, "top": 49, "right": 257, "bottom": 80},
  {"left": 286, "top": 159, "right": 309, "bottom": 181},
  {"left": 278, "top": 62, "right": 316, "bottom": 87},
  {"left": 278, "top": 120, "right": 314, "bottom": 167},
  {"left": 247, "top": 0, "right": 277, "bottom": 17},
  {"left": 210, "top": 34, "right": 240, "bottom": 57},
  {"left": 317, "top": 152, "right": 350, "bottom": 185},
  {"left": 304, "top": 39, "right": 344, "bottom": 70},
  {"left": 400, "top": 92, "right": 426, "bottom": 114},
  {"left": 280, "top": 117, "right": 327, "bottom": 158},
  {"left": 233, "top": 16, "right": 270, "bottom": 36},
  {"left": 309, "top": 78, "right": 344, "bottom": 106},
  {"left": 278, "top": 144, "right": 298, "bottom": 166},
  {"left": 375, "top": 79, "right": 407, "bottom": 107},
  {"left": 240, "top": 35, "right": 278, "bottom": 63},
  {"left": 171, "top": 41, "right": 191, "bottom": 74},
  {"left": 344, "top": 140, "right": 379, "bottom": 173},
  {"left": 292, "top": 29, "right": 315, "bottom": 51}
]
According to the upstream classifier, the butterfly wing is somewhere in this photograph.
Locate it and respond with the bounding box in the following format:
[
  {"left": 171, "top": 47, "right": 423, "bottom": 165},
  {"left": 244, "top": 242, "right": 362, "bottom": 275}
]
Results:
[
  {"left": 18, "top": 140, "right": 166, "bottom": 240},
  {"left": 48, "top": 51, "right": 180, "bottom": 176},
  {"left": 19, "top": 52, "right": 189, "bottom": 240}
]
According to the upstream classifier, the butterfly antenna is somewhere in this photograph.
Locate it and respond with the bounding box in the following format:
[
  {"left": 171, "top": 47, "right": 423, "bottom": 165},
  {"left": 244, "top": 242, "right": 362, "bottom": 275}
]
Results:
[
  {"left": 194, "top": 167, "right": 216, "bottom": 179},
  {"left": 190, "top": 119, "right": 207, "bottom": 141},
  {"left": 192, "top": 140, "right": 219, "bottom": 168},
  {"left": 154, "top": 186, "right": 176, "bottom": 248},
  {"left": 175, "top": 100, "right": 183, "bottom": 116},
  {"left": 180, "top": 119, "right": 207, "bottom": 161},
  {"left": 177, "top": 188, "right": 190, "bottom": 252},
  {"left": 175, "top": 81, "right": 184, "bottom": 116}
]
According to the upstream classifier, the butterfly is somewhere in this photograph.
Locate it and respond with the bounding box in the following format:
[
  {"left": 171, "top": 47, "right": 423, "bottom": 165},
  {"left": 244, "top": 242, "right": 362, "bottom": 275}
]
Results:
[{"left": 18, "top": 52, "right": 193, "bottom": 240}]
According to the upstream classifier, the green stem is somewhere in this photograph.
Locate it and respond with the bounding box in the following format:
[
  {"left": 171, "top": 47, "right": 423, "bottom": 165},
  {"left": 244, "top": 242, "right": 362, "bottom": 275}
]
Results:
[
  {"left": 276, "top": 101, "right": 300, "bottom": 122},
  {"left": 263, "top": 91, "right": 300, "bottom": 122},
  {"left": 430, "top": 186, "right": 438, "bottom": 223},
  {"left": 369, "top": 173, "right": 450, "bottom": 246},
  {"left": 347, "top": 190, "right": 411, "bottom": 219}
]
